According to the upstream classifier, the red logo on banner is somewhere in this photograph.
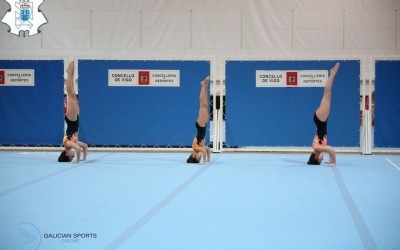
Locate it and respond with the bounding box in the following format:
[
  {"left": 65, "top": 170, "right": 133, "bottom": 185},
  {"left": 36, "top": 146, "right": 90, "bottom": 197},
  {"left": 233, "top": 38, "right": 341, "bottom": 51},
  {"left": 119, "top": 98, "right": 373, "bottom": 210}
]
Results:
[
  {"left": 138, "top": 71, "right": 150, "bottom": 85},
  {"left": 286, "top": 72, "right": 297, "bottom": 86},
  {"left": 0, "top": 71, "right": 5, "bottom": 84}
]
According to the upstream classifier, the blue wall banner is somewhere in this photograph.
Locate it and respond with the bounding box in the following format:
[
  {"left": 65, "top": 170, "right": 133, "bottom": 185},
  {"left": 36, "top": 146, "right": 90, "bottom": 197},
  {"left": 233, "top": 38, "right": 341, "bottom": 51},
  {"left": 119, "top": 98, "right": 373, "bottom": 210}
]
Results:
[
  {"left": 78, "top": 60, "right": 210, "bottom": 147},
  {"left": 225, "top": 60, "right": 360, "bottom": 147},
  {"left": 374, "top": 60, "right": 400, "bottom": 148},
  {"left": 0, "top": 60, "right": 64, "bottom": 146}
]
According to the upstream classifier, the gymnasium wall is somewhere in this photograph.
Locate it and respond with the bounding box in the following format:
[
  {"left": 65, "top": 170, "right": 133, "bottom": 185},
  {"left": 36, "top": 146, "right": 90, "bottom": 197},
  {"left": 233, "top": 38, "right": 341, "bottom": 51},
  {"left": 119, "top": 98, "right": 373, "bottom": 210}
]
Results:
[{"left": 1, "top": 0, "right": 399, "bottom": 149}]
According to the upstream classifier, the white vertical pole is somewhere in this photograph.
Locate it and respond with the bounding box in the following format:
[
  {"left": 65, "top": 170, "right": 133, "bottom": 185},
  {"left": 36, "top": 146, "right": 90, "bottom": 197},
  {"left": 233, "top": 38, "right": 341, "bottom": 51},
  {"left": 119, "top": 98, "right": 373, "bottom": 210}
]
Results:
[
  {"left": 361, "top": 59, "right": 366, "bottom": 154},
  {"left": 215, "top": 110, "right": 220, "bottom": 152},
  {"left": 366, "top": 58, "right": 374, "bottom": 154},
  {"left": 212, "top": 75, "right": 218, "bottom": 152},
  {"left": 361, "top": 58, "right": 372, "bottom": 155},
  {"left": 365, "top": 110, "right": 371, "bottom": 154},
  {"left": 218, "top": 104, "right": 223, "bottom": 152},
  {"left": 219, "top": 63, "right": 225, "bottom": 152}
]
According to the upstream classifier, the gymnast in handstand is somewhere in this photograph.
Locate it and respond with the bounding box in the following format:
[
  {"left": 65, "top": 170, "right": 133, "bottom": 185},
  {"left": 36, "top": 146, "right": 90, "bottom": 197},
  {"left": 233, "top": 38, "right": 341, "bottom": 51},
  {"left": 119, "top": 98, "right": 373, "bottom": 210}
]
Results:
[
  {"left": 307, "top": 63, "right": 340, "bottom": 166},
  {"left": 187, "top": 76, "right": 211, "bottom": 164},
  {"left": 58, "top": 61, "right": 88, "bottom": 163}
]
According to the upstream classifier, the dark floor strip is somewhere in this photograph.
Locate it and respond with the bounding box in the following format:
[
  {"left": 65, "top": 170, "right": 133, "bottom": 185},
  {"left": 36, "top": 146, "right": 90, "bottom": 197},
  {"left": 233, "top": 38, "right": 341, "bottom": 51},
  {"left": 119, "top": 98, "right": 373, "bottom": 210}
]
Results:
[
  {"left": 332, "top": 167, "right": 378, "bottom": 250},
  {"left": 105, "top": 165, "right": 210, "bottom": 250}
]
